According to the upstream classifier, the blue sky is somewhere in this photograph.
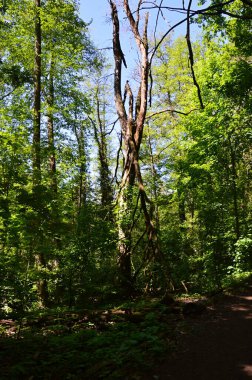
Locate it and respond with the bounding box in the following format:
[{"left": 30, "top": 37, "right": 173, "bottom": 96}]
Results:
[
  {"left": 79, "top": 1, "right": 112, "bottom": 50},
  {"left": 78, "top": 1, "right": 202, "bottom": 82},
  {"left": 79, "top": 1, "right": 201, "bottom": 46}
]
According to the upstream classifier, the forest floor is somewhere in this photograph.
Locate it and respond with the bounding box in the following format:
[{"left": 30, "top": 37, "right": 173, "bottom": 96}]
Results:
[
  {"left": 0, "top": 281, "right": 252, "bottom": 379},
  {"left": 149, "top": 284, "right": 252, "bottom": 380}
]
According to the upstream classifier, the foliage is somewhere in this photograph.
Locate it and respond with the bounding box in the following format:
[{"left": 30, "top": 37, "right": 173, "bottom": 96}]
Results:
[
  {"left": 0, "top": 301, "right": 174, "bottom": 379},
  {"left": 148, "top": 16, "right": 252, "bottom": 293},
  {"left": 0, "top": 1, "right": 252, "bottom": 377},
  {"left": 234, "top": 237, "right": 252, "bottom": 272}
]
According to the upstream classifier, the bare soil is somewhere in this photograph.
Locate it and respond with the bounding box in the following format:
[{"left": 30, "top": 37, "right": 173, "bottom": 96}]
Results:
[{"left": 150, "top": 285, "right": 252, "bottom": 380}]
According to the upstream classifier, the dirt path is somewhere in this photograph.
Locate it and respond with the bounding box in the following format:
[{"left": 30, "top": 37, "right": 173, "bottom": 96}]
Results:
[{"left": 152, "top": 285, "right": 252, "bottom": 380}]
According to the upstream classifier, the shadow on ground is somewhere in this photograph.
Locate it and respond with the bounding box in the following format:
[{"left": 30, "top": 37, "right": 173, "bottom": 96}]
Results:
[{"left": 152, "top": 286, "right": 252, "bottom": 380}]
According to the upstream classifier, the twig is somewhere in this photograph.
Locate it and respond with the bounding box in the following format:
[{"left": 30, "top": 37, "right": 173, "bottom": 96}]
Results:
[{"left": 146, "top": 107, "right": 200, "bottom": 119}]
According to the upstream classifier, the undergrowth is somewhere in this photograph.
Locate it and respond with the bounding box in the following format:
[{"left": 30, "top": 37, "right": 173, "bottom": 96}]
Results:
[
  {"left": 0, "top": 300, "right": 177, "bottom": 380},
  {"left": 1, "top": 274, "right": 252, "bottom": 380}
]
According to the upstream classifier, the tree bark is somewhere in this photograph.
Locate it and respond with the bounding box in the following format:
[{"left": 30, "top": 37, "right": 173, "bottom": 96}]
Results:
[
  {"left": 73, "top": 120, "right": 87, "bottom": 213},
  {"left": 33, "top": 0, "right": 49, "bottom": 307},
  {"left": 47, "top": 57, "right": 57, "bottom": 195},
  {"left": 46, "top": 54, "right": 62, "bottom": 254},
  {"left": 229, "top": 136, "right": 240, "bottom": 240},
  {"left": 93, "top": 89, "right": 113, "bottom": 215},
  {"left": 110, "top": 1, "right": 160, "bottom": 294},
  {"left": 33, "top": 0, "right": 42, "bottom": 186}
]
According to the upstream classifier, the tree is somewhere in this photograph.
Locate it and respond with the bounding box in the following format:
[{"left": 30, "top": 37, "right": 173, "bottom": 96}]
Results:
[
  {"left": 0, "top": 0, "right": 101, "bottom": 308},
  {"left": 87, "top": 70, "right": 114, "bottom": 218},
  {"left": 150, "top": 22, "right": 251, "bottom": 290},
  {"left": 110, "top": 0, "right": 162, "bottom": 294},
  {"left": 32, "top": 0, "right": 50, "bottom": 307}
]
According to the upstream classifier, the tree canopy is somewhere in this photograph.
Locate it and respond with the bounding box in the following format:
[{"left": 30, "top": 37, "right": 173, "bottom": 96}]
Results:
[{"left": 0, "top": 0, "right": 251, "bottom": 377}]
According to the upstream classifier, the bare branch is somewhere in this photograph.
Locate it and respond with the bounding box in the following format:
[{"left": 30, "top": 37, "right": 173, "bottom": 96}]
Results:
[
  {"left": 149, "top": 0, "right": 237, "bottom": 61},
  {"left": 135, "top": 12, "right": 149, "bottom": 149},
  {"left": 110, "top": 1, "right": 127, "bottom": 131},
  {"left": 104, "top": 117, "right": 119, "bottom": 136},
  {"left": 148, "top": 0, "right": 246, "bottom": 105},
  {"left": 124, "top": 0, "right": 141, "bottom": 45},
  {"left": 154, "top": 0, "right": 164, "bottom": 46},
  {"left": 186, "top": 0, "right": 204, "bottom": 109},
  {"left": 221, "top": 10, "right": 252, "bottom": 19},
  {"left": 131, "top": 228, "right": 147, "bottom": 256},
  {"left": 136, "top": 0, "right": 143, "bottom": 30},
  {"left": 130, "top": 190, "right": 141, "bottom": 234},
  {"left": 146, "top": 107, "right": 200, "bottom": 120}
]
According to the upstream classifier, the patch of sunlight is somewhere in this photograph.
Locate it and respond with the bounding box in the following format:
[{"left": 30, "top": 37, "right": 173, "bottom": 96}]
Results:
[{"left": 240, "top": 364, "right": 252, "bottom": 376}]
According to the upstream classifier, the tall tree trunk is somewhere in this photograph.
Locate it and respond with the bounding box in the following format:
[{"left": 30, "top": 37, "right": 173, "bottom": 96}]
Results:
[
  {"left": 147, "top": 124, "right": 160, "bottom": 232},
  {"left": 74, "top": 121, "right": 87, "bottom": 214},
  {"left": 46, "top": 55, "right": 62, "bottom": 253},
  {"left": 47, "top": 57, "right": 57, "bottom": 195},
  {"left": 33, "top": 0, "right": 48, "bottom": 307},
  {"left": 92, "top": 90, "right": 113, "bottom": 216},
  {"left": 177, "top": 182, "right": 186, "bottom": 225},
  {"left": 99, "top": 147, "right": 113, "bottom": 210},
  {"left": 33, "top": 0, "right": 41, "bottom": 186},
  {"left": 110, "top": 1, "right": 160, "bottom": 294},
  {"left": 117, "top": 157, "right": 136, "bottom": 291},
  {"left": 229, "top": 136, "right": 240, "bottom": 240}
]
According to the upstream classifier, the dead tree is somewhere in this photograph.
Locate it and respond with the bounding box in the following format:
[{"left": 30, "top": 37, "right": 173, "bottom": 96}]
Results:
[{"left": 110, "top": 0, "right": 161, "bottom": 294}]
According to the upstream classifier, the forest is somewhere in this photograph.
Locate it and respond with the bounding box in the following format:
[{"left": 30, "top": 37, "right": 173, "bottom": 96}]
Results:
[{"left": 0, "top": 0, "right": 251, "bottom": 379}]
